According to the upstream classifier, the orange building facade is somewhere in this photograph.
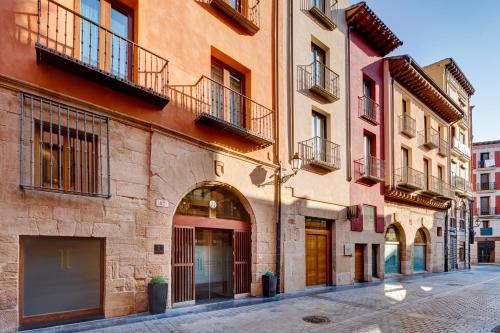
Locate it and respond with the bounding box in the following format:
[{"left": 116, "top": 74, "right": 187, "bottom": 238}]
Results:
[{"left": 0, "top": 0, "right": 282, "bottom": 330}]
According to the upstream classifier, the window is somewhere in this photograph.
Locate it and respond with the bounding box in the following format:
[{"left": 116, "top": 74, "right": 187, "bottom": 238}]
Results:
[
  {"left": 364, "top": 133, "right": 374, "bottom": 158},
  {"left": 437, "top": 165, "right": 444, "bottom": 180},
  {"left": 437, "top": 227, "right": 443, "bottom": 237},
  {"left": 80, "top": 0, "right": 134, "bottom": 79},
  {"left": 423, "top": 158, "right": 430, "bottom": 190},
  {"left": 480, "top": 197, "right": 490, "bottom": 214},
  {"left": 459, "top": 131, "right": 466, "bottom": 144},
  {"left": 211, "top": 60, "right": 245, "bottom": 126},
  {"left": 402, "top": 99, "right": 408, "bottom": 114},
  {"left": 311, "top": 43, "right": 327, "bottom": 87},
  {"left": 312, "top": 111, "right": 327, "bottom": 161},
  {"left": 480, "top": 152, "right": 489, "bottom": 161},
  {"left": 20, "top": 93, "right": 110, "bottom": 197},
  {"left": 362, "top": 205, "right": 376, "bottom": 231},
  {"left": 401, "top": 147, "right": 409, "bottom": 168},
  {"left": 483, "top": 221, "right": 490, "bottom": 228}
]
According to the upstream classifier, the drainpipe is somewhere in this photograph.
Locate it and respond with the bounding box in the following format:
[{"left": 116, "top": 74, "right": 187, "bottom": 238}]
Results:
[
  {"left": 273, "top": 0, "right": 282, "bottom": 293},
  {"left": 444, "top": 210, "right": 449, "bottom": 272},
  {"left": 390, "top": 78, "right": 395, "bottom": 187},
  {"left": 345, "top": 27, "right": 352, "bottom": 181},
  {"left": 286, "top": 0, "right": 294, "bottom": 161}
]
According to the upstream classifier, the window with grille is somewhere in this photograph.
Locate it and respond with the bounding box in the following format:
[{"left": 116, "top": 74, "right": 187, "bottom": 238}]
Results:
[{"left": 20, "top": 93, "right": 111, "bottom": 197}]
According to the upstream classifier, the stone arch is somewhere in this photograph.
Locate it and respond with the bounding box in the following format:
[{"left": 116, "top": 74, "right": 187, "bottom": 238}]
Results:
[
  {"left": 384, "top": 223, "right": 407, "bottom": 274},
  {"left": 171, "top": 181, "right": 257, "bottom": 304},
  {"left": 413, "top": 227, "right": 431, "bottom": 272}
]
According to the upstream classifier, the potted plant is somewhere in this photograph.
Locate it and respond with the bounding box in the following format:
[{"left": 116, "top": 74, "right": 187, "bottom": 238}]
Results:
[
  {"left": 148, "top": 276, "right": 168, "bottom": 314},
  {"left": 262, "top": 271, "right": 277, "bottom": 297}
]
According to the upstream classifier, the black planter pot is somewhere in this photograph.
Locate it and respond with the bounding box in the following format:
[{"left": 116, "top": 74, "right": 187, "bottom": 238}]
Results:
[
  {"left": 262, "top": 275, "right": 277, "bottom": 297},
  {"left": 148, "top": 283, "right": 168, "bottom": 314}
]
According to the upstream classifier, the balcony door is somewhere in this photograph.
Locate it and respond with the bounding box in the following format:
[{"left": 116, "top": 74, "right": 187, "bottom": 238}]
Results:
[
  {"left": 480, "top": 197, "right": 490, "bottom": 215},
  {"left": 80, "top": 0, "right": 133, "bottom": 79},
  {"left": 311, "top": 43, "right": 326, "bottom": 88},
  {"left": 480, "top": 174, "right": 489, "bottom": 190},
  {"left": 401, "top": 147, "right": 409, "bottom": 181},
  {"left": 312, "top": 111, "right": 327, "bottom": 162},
  {"left": 311, "top": 0, "right": 326, "bottom": 11},
  {"left": 423, "top": 159, "right": 430, "bottom": 190},
  {"left": 363, "top": 79, "right": 374, "bottom": 118},
  {"left": 211, "top": 62, "right": 245, "bottom": 128},
  {"left": 364, "top": 134, "right": 373, "bottom": 176}
]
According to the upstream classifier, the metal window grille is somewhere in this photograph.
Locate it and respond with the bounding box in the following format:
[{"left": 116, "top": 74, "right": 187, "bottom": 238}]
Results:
[{"left": 19, "top": 92, "right": 111, "bottom": 197}]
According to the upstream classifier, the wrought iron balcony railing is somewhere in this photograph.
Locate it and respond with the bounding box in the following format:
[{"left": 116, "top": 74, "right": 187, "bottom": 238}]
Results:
[
  {"left": 428, "top": 176, "right": 453, "bottom": 199},
  {"left": 395, "top": 166, "right": 423, "bottom": 190},
  {"left": 358, "top": 96, "right": 380, "bottom": 124},
  {"left": 452, "top": 138, "right": 471, "bottom": 159},
  {"left": 478, "top": 207, "right": 498, "bottom": 216},
  {"left": 418, "top": 128, "right": 439, "bottom": 149},
  {"left": 169, "top": 76, "right": 274, "bottom": 145},
  {"left": 36, "top": 0, "right": 169, "bottom": 106},
  {"left": 399, "top": 114, "right": 416, "bottom": 138},
  {"left": 480, "top": 227, "right": 493, "bottom": 236},
  {"left": 438, "top": 138, "right": 449, "bottom": 157},
  {"left": 451, "top": 174, "right": 472, "bottom": 196},
  {"left": 298, "top": 137, "right": 340, "bottom": 171},
  {"left": 208, "top": 0, "right": 261, "bottom": 34},
  {"left": 450, "top": 217, "right": 457, "bottom": 228},
  {"left": 19, "top": 92, "right": 111, "bottom": 197},
  {"left": 477, "top": 182, "right": 496, "bottom": 191},
  {"left": 307, "top": 0, "right": 338, "bottom": 30},
  {"left": 354, "top": 156, "right": 384, "bottom": 182},
  {"left": 297, "top": 60, "right": 340, "bottom": 102},
  {"left": 477, "top": 159, "right": 495, "bottom": 169}
]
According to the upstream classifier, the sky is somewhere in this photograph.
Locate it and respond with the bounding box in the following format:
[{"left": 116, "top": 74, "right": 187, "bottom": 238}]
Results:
[{"left": 365, "top": 0, "right": 499, "bottom": 143}]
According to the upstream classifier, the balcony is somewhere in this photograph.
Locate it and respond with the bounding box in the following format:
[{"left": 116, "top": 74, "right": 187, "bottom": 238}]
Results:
[
  {"left": 451, "top": 175, "right": 472, "bottom": 197},
  {"left": 438, "top": 138, "right": 449, "bottom": 157},
  {"left": 395, "top": 166, "right": 424, "bottom": 190},
  {"left": 209, "top": 0, "right": 260, "bottom": 35},
  {"left": 477, "top": 182, "right": 496, "bottom": 192},
  {"left": 422, "top": 176, "right": 453, "bottom": 199},
  {"left": 297, "top": 60, "right": 340, "bottom": 102},
  {"left": 307, "top": 0, "right": 338, "bottom": 30},
  {"left": 452, "top": 138, "right": 471, "bottom": 160},
  {"left": 480, "top": 227, "right": 493, "bottom": 236},
  {"left": 298, "top": 137, "right": 340, "bottom": 171},
  {"left": 354, "top": 157, "right": 384, "bottom": 183},
  {"left": 36, "top": 0, "right": 169, "bottom": 107},
  {"left": 169, "top": 76, "right": 274, "bottom": 145},
  {"left": 358, "top": 96, "right": 380, "bottom": 124},
  {"left": 418, "top": 128, "right": 439, "bottom": 149},
  {"left": 478, "top": 207, "right": 498, "bottom": 217},
  {"left": 477, "top": 159, "right": 495, "bottom": 169},
  {"left": 460, "top": 112, "right": 470, "bottom": 128},
  {"left": 399, "top": 114, "right": 416, "bottom": 138}
]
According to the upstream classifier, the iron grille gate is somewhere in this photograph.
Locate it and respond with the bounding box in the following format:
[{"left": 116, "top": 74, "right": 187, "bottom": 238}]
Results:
[
  {"left": 172, "top": 226, "right": 195, "bottom": 303},
  {"left": 19, "top": 92, "right": 111, "bottom": 197},
  {"left": 450, "top": 234, "right": 458, "bottom": 269}
]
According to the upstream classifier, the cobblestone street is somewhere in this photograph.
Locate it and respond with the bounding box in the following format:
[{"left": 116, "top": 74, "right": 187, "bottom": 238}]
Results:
[{"left": 34, "top": 265, "right": 500, "bottom": 333}]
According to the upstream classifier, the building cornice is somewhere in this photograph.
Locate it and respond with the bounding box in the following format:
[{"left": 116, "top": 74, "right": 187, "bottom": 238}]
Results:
[
  {"left": 345, "top": 2, "right": 402, "bottom": 56},
  {"left": 386, "top": 55, "right": 464, "bottom": 123},
  {"left": 385, "top": 187, "right": 451, "bottom": 211}
]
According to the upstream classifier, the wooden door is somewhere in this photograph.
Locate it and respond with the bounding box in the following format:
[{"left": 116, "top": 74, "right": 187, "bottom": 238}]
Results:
[
  {"left": 354, "top": 244, "right": 364, "bottom": 282},
  {"left": 172, "top": 226, "right": 195, "bottom": 304},
  {"left": 305, "top": 229, "right": 330, "bottom": 286},
  {"left": 233, "top": 230, "right": 251, "bottom": 294}
]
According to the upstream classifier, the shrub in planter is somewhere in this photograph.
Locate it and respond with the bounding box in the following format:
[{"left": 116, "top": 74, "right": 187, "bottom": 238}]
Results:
[
  {"left": 262, "top": 271, "right": 277, "bottom": 297},
  {"left": 148, "top": 276, "right": 168, "bottom": 314}
]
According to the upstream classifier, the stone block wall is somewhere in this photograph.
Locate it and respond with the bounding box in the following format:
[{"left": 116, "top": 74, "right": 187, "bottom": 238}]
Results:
[{"left": 0, "top": 83, "right": 277, "bottom": 331}]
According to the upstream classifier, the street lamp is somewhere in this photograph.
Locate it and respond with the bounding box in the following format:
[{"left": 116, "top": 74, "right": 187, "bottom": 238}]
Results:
[
  {"left": 258, "top": 152, "right": 303, "bottom": 187},
  {"left": 290, "top": 152, "right": 303, "bottom": 175}
]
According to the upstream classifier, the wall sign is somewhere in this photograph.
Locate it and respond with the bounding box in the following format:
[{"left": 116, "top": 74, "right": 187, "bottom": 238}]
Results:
[
  {"left": 344, "top": 244, "right": 353, "bottom": 256},
  {"left": 155, "top": 199, "right": 169, "bottom": 208},
  {"left": 154, "top": 244, "right": 164, "bottom": 255}
]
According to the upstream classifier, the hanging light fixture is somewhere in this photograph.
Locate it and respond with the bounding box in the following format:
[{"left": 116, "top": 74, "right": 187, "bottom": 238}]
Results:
[{"left": 291, "top": 152, "right": 303, "bottom": 174}]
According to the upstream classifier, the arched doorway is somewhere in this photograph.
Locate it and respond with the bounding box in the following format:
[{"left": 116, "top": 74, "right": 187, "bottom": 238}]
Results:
[
  {"left": 172, "top": 184, "right": 252, "bottom": 305},
  {"left": 384, "top": 225, "right": 402, "bottom": 274},
  {"left": 413, "top": 228, "right": 428, "bottom": 272}
]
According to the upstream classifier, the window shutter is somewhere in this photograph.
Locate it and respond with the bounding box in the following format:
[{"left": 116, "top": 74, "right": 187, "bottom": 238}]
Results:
[
  {"left": 495, "top": 151, "right": 500, "bottom": 167},
  {"left": 351, "top": 216, "right": 363, "bottom": 232},
  {"left": 472, "top": 174, "right": 476, "bottom": 191},
  {"left": 375, "top": 216, "right": 385, "bottom": 233},
  {"left": 472, "top": 153, "right": 476, "bottom": 169}
]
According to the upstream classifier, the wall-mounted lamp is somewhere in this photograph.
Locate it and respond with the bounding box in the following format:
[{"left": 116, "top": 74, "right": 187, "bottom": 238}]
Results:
[{"left": 259, "top": 153, "right": 303, "bottom": 187}]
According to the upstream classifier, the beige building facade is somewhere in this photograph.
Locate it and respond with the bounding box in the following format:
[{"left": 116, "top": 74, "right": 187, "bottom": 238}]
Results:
[
  {"left": 383, "top": 56, "right": 463, "bottom": 275},
  {"left": 424, "top": 58, "right": 475, "bottom": 270}
]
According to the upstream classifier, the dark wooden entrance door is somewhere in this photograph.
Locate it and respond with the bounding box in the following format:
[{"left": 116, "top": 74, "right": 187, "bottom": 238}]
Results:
[
  {"left": 354, "top": 244, "right": 364, "bottom": 282},
  {"left": 305, "top": 229, "right": 330, "bottom": 286}
]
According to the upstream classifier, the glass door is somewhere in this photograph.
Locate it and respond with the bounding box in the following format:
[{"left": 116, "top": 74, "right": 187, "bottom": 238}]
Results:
[
  {"left": 110, "top": 6, "right": 131, "bottom": 79},
  {"left": 229, "top": 74, "right": 243, "bottom": 127},
  {"left": 80, "top": 0, "right": 100, "bottom": 67},
  {"left": 195, "top": 229, "right": 233, "bottom": 303},
  {"left": 363, "top": 79, "right": 373, "bottom": 118},
  {"left": 311, "top": 43, "right": 326, "bottom": 88},
  {"left": 312, "top": 111, "right": 327, "bottom": 162}
]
